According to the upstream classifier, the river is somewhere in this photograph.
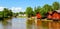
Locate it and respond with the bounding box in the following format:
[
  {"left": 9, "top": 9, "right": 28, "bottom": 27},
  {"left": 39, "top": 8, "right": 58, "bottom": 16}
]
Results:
[{"left": 0, "top": 17, "right": 60, "bottom": 29}]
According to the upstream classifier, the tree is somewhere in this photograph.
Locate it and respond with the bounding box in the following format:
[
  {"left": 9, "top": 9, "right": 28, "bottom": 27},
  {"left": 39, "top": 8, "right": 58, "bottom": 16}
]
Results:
[
  {"left": 3, "top": 8, "right": 9, "bottom": 18},
  {"left": 7, "top": 10, "right": 13, "bottom": 16},
  {"left": 59, "top": 3, "right": 60, "bottom": 9},
  {"left": 34, "top": 6, "right": 41, "bottom": 16},
  {"left": 20, "top": 12, "right": 23, "bottom": 14},
  {"left": 26, "top": 7, "right": 33, "bottom": 17},
  {"left": 34, "top": 6, "right": 41, "bottom": 13},
  {"left": 34, "top": 7, "right": 37, "bottom": 15},
  {"left": 43, "top": 4, "right": 53, "bottom": 13},
  {"left": 40, "top": 4, "right": 53, "bottom": 17},
  {"left": 52, "top": 2, "right": 59, "bottom": 10},
  {"left": 0, "top": 11, "right": 3, "bottom": 18},
  {"left": 3, "top": 8, "right": 13, "bottom": 18}
]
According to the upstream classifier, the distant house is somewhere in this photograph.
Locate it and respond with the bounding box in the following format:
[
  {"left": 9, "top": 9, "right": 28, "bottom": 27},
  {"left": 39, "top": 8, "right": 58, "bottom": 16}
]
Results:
[
  {"left": 47, "top": 9, "right": 60, "bottom": 20},
  {"left": 18, "top": 14, "right": 26, "bottom": 16},
  {"left": 24, "top": 14, "right": 26, "bottom": 16}
]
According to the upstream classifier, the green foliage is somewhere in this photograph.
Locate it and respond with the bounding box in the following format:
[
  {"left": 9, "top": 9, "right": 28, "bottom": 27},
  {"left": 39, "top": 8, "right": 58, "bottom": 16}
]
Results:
[
  {"left": 34, "top": 6, "right": 41, "bottom": 13},
  {"left": 8, "top": 10, "right": 13, "bottom": 16},
  {"left": 19, "top": 12, "right": 24, "bottom": 14},
  {"left": 26, "top": 7, "right": 33, "bottom": 17},
  {"left": 34, "top": 5, "right": 53, "bottom": 17},
  {"left": 19, "top": 12, "right": 26, "bottom": 14},
  {"left": 3, "top": 8, "right": 13, "bottom": 18},
  {"left": 0, "top": 8, "right": 13, "bottom": 18},
  {"left": 25, "top": 2, "right": 60, "bottom": 17},
  {"left": 42, "top": 4, "right": 53, "bottom": 14},
  {"left": 0, "top": 11, "right": 3, "bottom": 17},
  {"left": 52, "top": 2, "right": 59, "bottom": 10},
  {"left": 59, "top": 4, "right": 60, "bottom": 9}
]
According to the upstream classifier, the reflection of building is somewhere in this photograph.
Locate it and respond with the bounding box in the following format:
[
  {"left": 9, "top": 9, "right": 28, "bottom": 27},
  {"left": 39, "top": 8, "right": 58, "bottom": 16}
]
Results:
[{"left": 48, "top": 22, "right": 60, "bottom": 29}]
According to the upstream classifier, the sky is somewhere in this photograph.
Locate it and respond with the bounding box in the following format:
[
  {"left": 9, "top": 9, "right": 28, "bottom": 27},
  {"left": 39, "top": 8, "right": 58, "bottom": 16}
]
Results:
[{"left": 0, "top": 0, "right": 60, "bottom": 13}]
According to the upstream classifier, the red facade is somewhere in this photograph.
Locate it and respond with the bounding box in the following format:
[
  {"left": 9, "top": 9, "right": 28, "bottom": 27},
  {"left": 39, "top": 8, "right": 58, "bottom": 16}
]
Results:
[
  {"left": 36, "top": 13, "right": 42, "bottom": 19},
  {"left": 47, "top": 14, "right": 52, "bottom": 19},
  {"left": 52, "top": 13, "right": 60, "bottom": 19},
  {"left": 47, "top": 11, "right": 60, "bottom": 20}
]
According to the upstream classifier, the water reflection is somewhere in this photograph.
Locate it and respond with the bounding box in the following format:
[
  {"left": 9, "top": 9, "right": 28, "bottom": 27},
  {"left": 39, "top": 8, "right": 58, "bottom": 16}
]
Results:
[
  {"left": 0, "top": 18, "right": 60, "bottom": 29},
  {"left": 41, "top": 21, "right": 60, "bottom": 29},
  {"left": 2, "top": 20, "right": 12, "bottom": 29},
  {"left": 0, "top": 18, "right": 12, "bottom": 29},
  {"left": 42, "top": 21, "right": 50, "bottom": 29},
  {"left": 37, "top": 20, "right": 42, "bottom": 29},
  {"left": 26, "top": 19, "right": 36, "bottom": 29},
  {"left": 48, "top": 21, "right": 60, "bottom": 29},
  {"left": 36, "top": 19, "right": 60, "bottom": 29},
  {"left": 12, "top": 18, "right": 26, "bottom": 29}
]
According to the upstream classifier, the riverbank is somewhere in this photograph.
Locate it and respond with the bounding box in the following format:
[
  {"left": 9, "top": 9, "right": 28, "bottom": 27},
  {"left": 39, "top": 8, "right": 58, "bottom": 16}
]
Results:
[
  {"left": 0, "top": 16, "right": 13, "bottom": 21},
  {"left": 17, "top": 16, "right": 27, "bottom": 18}
]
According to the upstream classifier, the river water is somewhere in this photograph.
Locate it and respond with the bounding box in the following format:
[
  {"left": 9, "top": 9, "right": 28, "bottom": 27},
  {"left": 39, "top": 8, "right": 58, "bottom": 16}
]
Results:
[{"left": 0, "top": 18, "right": 60, "bottom": 29}]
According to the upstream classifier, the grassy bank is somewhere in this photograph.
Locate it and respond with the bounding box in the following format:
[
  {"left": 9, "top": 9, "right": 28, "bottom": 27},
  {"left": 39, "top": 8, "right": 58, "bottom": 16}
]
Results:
[{"left": 17, "top": 16, "right": 27, "bottom": 18}]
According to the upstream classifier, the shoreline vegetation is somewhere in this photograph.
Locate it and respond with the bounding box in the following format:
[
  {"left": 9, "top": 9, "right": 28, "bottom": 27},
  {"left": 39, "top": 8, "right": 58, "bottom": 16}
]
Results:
[
  {"left": 25, "top": 2, "right": 60, "bottom": 20},
  {"left": 0, "top": 2, "right": 60, "bottom": 21}
]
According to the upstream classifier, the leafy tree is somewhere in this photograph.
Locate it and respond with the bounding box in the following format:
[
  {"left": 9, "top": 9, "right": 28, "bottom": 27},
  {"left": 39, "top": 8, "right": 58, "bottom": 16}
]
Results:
[
  {"left": 52, "top": 2, "right": 59, "bottom": 10},
  {"left": 26, "top": 7, "right": 33, "bottom": 17},
  {"left": 20, "top": 12, "right": 23, "bottom": 14},
  {"left": 0, "top": 11, "right": 3, "bottom": 17},
  {"left": 7, "top": 10, "right": 13, "bottom": 16},
  {"left": 34, "top": 6, "right": 41, "bottom": 13},
  {"left": 34, "top": 6, "right": 41, "bottom": 16},
  {"left": 3, "top": 8, "right": 13, "bottom": 18},
  {"left": 43, "top": 4, "right": 53, "bottom": 13},
  {"left": 59, "top": 3, "right": 60, "bottom": 9},
  {"left": 34, "top": 7, "right": 37, "bottom": 15},
  {"left": 39, "top": 4, "right": 53, "bottom": 17},
  {"left": 3, "top": 8, "right": 9, "bottom": 17}
]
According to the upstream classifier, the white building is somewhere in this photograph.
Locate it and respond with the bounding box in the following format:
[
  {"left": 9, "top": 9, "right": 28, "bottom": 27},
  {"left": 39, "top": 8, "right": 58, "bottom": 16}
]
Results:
[{"left": 18, "top": 14, "right": 26, "bottom": 16}]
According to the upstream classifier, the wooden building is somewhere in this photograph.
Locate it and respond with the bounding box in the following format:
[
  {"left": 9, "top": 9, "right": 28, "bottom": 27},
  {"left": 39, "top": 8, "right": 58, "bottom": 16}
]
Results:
[{"left": 47, "top": 9, "right": 60, "bottom": 20}]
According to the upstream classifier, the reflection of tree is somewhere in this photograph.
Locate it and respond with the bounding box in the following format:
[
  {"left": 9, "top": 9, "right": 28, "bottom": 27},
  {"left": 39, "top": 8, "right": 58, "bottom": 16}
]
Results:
[
  {"left": 42, "top": 21, "right": 49, "bottom": 29},
  {"left": 26, "top": 19, "right": 35, "bottom": 29},
  {"left": 2, "top": 19, "right": 12, "bottom": 29}
]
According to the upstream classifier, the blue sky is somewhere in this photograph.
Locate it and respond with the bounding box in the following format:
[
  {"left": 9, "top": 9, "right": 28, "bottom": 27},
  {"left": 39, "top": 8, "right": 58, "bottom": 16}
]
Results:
[{"left": 0, "top": 0, "right": 60, "bottom": 12}]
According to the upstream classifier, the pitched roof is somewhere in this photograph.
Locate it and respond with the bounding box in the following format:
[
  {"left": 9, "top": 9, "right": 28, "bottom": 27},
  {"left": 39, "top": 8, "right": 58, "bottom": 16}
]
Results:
[{"left": 55, "top": 9, "right": 60, "bottom": 13}]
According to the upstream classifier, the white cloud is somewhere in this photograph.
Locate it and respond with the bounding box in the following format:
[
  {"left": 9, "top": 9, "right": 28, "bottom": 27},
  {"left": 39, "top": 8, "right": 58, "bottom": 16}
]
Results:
[
  {"left": 0, "top": 7, "right": 25, "bottom": 13},
  {"left": 0, "top": 7, "right": 5, "bottom": 11},
  {"left": 10, "top": 7, "right": 22, "bottom": 13}
]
